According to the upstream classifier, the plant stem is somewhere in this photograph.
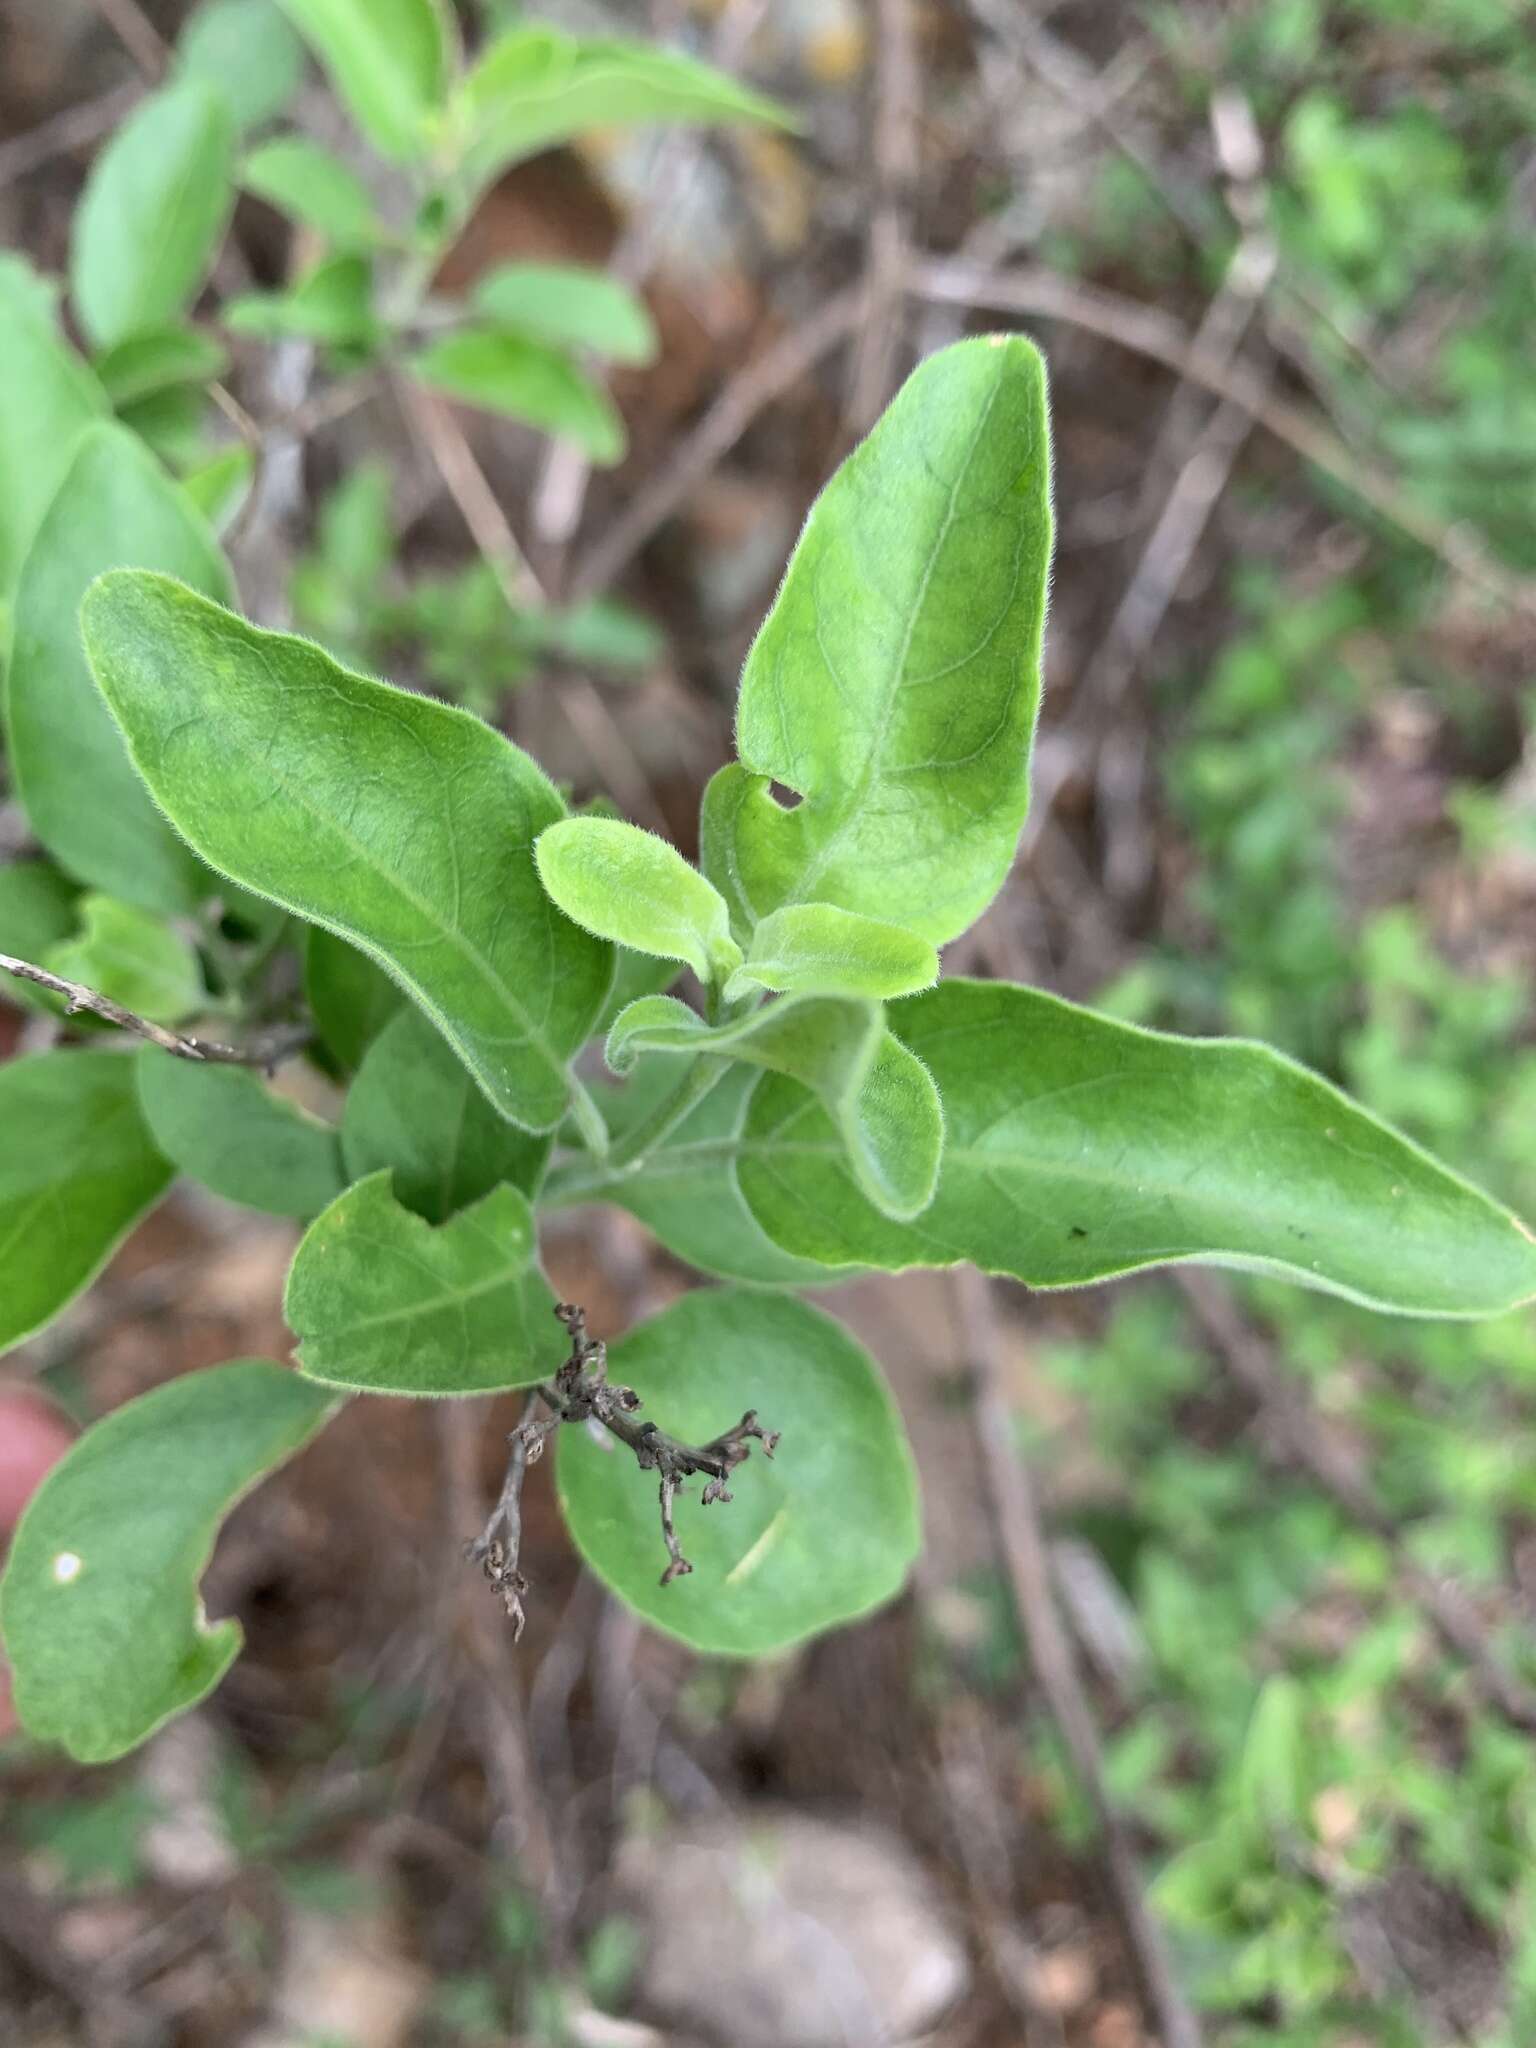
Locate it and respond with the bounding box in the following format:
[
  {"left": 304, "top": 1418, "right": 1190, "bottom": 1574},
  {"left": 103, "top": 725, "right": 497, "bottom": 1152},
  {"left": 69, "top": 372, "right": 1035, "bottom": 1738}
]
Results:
[{"left": 544, "top": 1055, "right": 729, "bottom": 1205}]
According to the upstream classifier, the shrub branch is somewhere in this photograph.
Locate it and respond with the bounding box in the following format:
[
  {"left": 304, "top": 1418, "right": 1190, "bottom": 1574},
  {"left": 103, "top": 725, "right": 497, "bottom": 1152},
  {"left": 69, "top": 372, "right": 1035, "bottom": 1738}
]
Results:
[{"left": 0, "top": 953, "right": 308, "bottom": 1072}]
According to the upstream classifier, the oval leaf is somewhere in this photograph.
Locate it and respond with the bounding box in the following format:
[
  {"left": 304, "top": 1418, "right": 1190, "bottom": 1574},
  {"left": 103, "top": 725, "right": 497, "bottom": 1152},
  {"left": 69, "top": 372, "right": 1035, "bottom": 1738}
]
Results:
[
  {"left": 341, "top": 1006, "right": 550, "bottom": 1222},
  {"left": 47, "top": 895, "right": 205, "bottom": 1024},
  {"left": 277, "top": 0, "right": 451, "bottom": 159},
  {"left": 737, "top": 979, "right": 1536, "bottom": 1318},
  {"left": 7, "top": 424, "right": 230, "bottom": 914},
  {"left": 71, "top": 80, "right": 235, "bottom": 350},
  {"left": 0, "top": 1361, "right": 334, "bottom": 1762},
  {"left": 0, "top": 256, "right": 109, "bottom": 609},
  {"left": 137, "top": 1052, "right": 347, "bottom": 1218},
  {"left": 177, "top": 0, "right": 305, "bottom": 133},
  {"left": 240, "top": 136, "right": 383, "bottom": 245},
  {"left": 409, "top": 331, "right": 624, "bottom": 464},
  {"left": 536, "top": 818, "right": 740, "bottom": 987},
  {"left": 725, "top": 903, "right": 939, "bottom": 1004},
  {"left": 286, "top": 1173, "right": 545, "bottom": 1395},
  {"left": 557, "top": 1289, "right": 920, "bottom": 1656},
  {"left": 703, "top": 335, "right": 1052, "bottom": 948},
  {"left": 0, "top": 1051, "right": 173, "bottom": 1356},
  {"left": 82, "top": 572, "right": 611, "bottom": 1133},
  {"left": 472, "top": 263, "right": 657, "bottom": 365}
]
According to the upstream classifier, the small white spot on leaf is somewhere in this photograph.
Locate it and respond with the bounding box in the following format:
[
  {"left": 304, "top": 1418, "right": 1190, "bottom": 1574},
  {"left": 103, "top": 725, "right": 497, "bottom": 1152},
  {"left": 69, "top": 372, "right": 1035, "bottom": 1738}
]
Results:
[{"left": 52, "top": 1551, "right": 83, "bottom": 1585}]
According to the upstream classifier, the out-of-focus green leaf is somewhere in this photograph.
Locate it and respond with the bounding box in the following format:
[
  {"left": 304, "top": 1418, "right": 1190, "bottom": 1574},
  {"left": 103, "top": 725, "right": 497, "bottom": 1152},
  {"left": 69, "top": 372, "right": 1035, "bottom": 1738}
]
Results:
[
  {"left": 0, "top": 256, "right": 108, "bottom": 609},
  {"left": 277, "top": 0, "right": 453, "bottom": 159},
  {"left": 472, "top": 263, "right": 657, "bottom": 364},
  {"left": 0, "top": 861, "right": 80, "bottom": 1013},
  {"left": 94, "top": 328, "right": 228, "bottom": 410},
  {"left": 239, "top": 136, "right": 383, "bottom": 244},
  {"left": 177, "top": 0, "right": 305, "bottom": 132},
  {"left": 46, "top": 895, "right": 205, "bottom": 1024},
  {"left": 137, "top": 1052, "right": 347, "bottom": 1218},
  {"left": 409, "top": 330, "right": 624, "bottom": 463}
]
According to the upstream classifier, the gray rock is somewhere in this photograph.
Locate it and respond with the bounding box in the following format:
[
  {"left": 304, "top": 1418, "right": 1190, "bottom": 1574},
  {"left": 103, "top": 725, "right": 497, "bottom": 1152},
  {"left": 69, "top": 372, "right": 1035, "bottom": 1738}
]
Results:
[{"left": 614, "top": 1808, "right": 969, "bottom": 2048}]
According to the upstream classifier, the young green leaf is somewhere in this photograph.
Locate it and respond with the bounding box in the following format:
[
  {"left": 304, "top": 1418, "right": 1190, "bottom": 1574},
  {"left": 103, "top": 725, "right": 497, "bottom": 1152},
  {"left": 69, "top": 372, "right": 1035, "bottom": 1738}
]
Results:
[
  {"left": 82, "top": 573, "right": 611, "bottom": 1133},
  {"left": 548, "top": 1066, "right": 837, "bottom": 1288},
  {"left": 303, "top": 925, "right": 402, "bottom": 1072},
  {"left": 137, "top": 1052, "right": 347, "bottom": 1219},
  {"left": 179, "top": 444, "right": 254, "bottom": 532},
  {"left": 286, "top": 1173, "right": 544, "bottom": 1395},
  {"left": 240, "top": 136, "right": 383, "bottom": 245},
  {"left": 472, "top": 263, "right": 658, "bottom": 365},
  {"left": 536, "top": 818, "right": 741, "bottom": 988},
  {"left": 94, "top": 327, "right": 228, "bottom": 410},
  {"left": 71, "top": 80, "right": 236, "bottom": 350},
  {"left": 177, "top": 0, "right": 305, "bottom": 132},
  {"left": 595, "top": 947, "right": 682, "bottom": 1039},
  {"left": 0, "top": 1361, "right": 334, "bottom": 1762},
  {"left": 736, "top": 978, "right": 1536, "bottom": 1318},
  {"left": 0, "top": 256, "right": 108, "bottom": 607},
  {"left": 457, "top": 27, "right": 793, "bottom": 199},
  {"left": 0, "top": 861, "right": 80, "bottom": 1013},
  {"left": 7, "top": 425, "right": 230, "bottom": 915},
  {"left": 277, "top": 0, "right": 452, "bottom": 159},
  {"left": 0, "top": 1051, "right": 173, "bottom": 1356},
  {"left": 341, "top": 1006, "right": 551, "bottom": 1222},
  {"left": 725, "top": 903, "right": 939, "bottom": 1004},
  {"left": 556, "top": 1289, "right": 920, "bottom": 1655},
  {"left": 702, "top": 335, "right": 1052, "bottom": 948},
  {"left": 46, "top": 895, "right": 205, "bottom": 1024},
  {"left": 408, "top": 332, "right": 624, "bottom": 464},
  {"left": 224, "top": 254, "right": 380, "bottom": 348},
  {"left": 605, "top": 993, "right": 942, "bottom": 1222}
]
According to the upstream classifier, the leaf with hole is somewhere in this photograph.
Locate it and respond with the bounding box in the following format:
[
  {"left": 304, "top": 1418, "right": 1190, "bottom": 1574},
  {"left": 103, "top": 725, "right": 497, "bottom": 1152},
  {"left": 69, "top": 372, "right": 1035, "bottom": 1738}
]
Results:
[
  {"left": 0, "top": 1051, "right": 173, "bottom": 1357},
  {"left": 137, "top": 1052, "right": 347, "bottom": 1219},
  {"left": 0, "top": 1361, "right": 334, "bottom": 1761},
  {"left": 735, "top": 978, "right": 1536, "bottom": 1317},
  {"left": 702, "top": 336, "right": 1052, "bottom": 947},
  {"left": 536, "top": 818, "right": 741, "bottom": 988},
  {"left": 286, "top": 1174, "right": 548, "bottom": 1395},
  {"left": 557, "top": 1289, "right": 919, "bottom": 1655},
  {"left": 83, "top": 572, "right": 611, "bottom": 1134},
  {"left": 7, "top": 425, "right": 230, "bottom": 914}
]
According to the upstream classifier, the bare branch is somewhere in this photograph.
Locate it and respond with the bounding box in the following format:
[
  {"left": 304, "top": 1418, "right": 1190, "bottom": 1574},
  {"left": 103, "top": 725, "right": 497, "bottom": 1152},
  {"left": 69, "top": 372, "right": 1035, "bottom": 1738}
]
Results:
[{"left": 0, "top": 953, "right": 308, "bottom": 1073}]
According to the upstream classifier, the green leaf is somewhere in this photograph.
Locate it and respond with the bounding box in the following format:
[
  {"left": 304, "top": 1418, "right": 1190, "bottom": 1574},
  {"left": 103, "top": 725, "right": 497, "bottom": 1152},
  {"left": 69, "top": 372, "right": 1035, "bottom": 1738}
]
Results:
[
  {"left": 82, "top": 572, "right": 611, "bottom": 1133},
  {"left": 0, "top": 256, "right": 109, "bottom": 609},
  {"left": 536, "top": 817, "right": 741, "bottom": 987},
  {"left": 303, "top": 925, "right": 402, "bottom": 1072},
  {"left": 409, "top": 331, "right": 624, "bottom": 464},
  {"left": 0, "top": 1361, "right": 334, "bottom": 1762},
  {"left": 556, "top": 1289, "right": 919, "bottom": 1655},
  {"left": 286, "top": 1173, "right": 545, "bottom": 1395},
  {"left": 177, "top": 0, "right": 306, "bottom": 133},
  {"left": 46, "top": 895, "right": 205, "bottom": 1024},
  {"left": 471, "top": 263, "right": 657, "bottom": 365},
  {"left": 457, "top": 27, "right": 792, "bottom": 198},
  {"left": 6, "top": 425, "right": 231, "bottom": 914},
  {"left": 550, "top": 1065, "right": 836, "bottom": 1288},
  {"left": 0, "top": 1051, "right": 173, "bottom": 1357},
  {"left": 277, "top": 0, "right": 452, "bottom": 160},
  {"left": 736, "top": 978, "right": 1536, "bottom": 1317},
  {"left": 240, "top": 136, "right": 383, "bottom": 244},
  {"left": 606, "top": 993, "right": 942, "bottom": 1222},
  {"left": 71, "top": 80, "right": 236, "bottom": 351},
  {"left": 137, "top": 1052, "right": 347, "bottom": 1218},
  {"left": 702, "top": 336, "right": 1052, "bottom": 948},
  {"left": 725, "top": 903, "right": 938, "bottom": 1004},
  {"left": 116, "top": 383, "right": 210, "bottom": 470},
  {"left": 94, "top": 327, "right": 228, "bottom": 409},
  {"left": 595, "top": 946, "right": 682, "bottom": 1039},
  {"left": 0, "top": 860, "right": 80, "bottom": 1013},
  {"left": 341, "top": 1007, "right": 550, "bottom": 1222},
  {"left": 179, "top": 444, "right": 254, "bottom": 532},
  {"left": 224, "top": 254, "right": 379, "bottom": 347}
]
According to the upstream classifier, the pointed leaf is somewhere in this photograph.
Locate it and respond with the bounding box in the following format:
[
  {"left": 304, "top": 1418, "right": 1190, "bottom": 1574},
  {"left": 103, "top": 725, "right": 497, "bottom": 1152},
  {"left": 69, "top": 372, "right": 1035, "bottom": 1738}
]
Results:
[
  {"left": 606, "top": 992, "right": 941, "bottom": 1222},
  {"left": 71, "top": 80, "right": 236, "bottom": 350},
  {"left": 409, "top": 331, "right": 624, "bottom": 463},
  {"left": 736, "top": 979, "right": 1536, "bottom": 1317},
  {"left": 0, "top": 256, "right": 109, "bottom": 608},
  {"left": 472, "top": 263, "right": 657, "bottom": 365},
  {"left": 557, "top": 1289, "right": 919, "bottom": 1655},
  {"left": 0, "top": 1361, "right": 334, "bottom": 1762},
  {"left": 47, "top": 895, "right": 205, "bottom": 1024},
  {"left": 341, "top": 1006, "right": 550, "bottom": 1222},
  {"left": 285, "top": 1173, "right": 544, "bottom": 1395},
  {"left": 725, "top": 903, "right": 938, "bottom": 1004},
  {"left": 277, "top": 0, "right": 452, "bottom": 159},
  {"left": 240, "top": 136, "right": 383, "bottom": 244},
  {"left": 0, "top": 1051, "right": 173, "bottom": 1356},
  {"left": 702, "top": 336, "right": 1052, "bottom": 947},
  {"left": 137, "top": 1052, "right": 347, "bottom": 1218},
  {"left": 7, "top": 425, "right": 230, "bottom": 913},
  {"left": 82, "top": 573, "right": 611, "bottom": 1132},
  {"left": 536, "top": 817, "right": 740, "bottom": 987}
]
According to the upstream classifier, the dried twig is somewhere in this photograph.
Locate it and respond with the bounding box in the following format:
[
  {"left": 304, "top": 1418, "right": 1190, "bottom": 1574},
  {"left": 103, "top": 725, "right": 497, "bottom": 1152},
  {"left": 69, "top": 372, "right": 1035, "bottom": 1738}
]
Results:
[
  {"left": 845, "top": 0, "right": 920, "bottom": 435},
  {"left": 468, "top": 1302, "right": 777, "bottom": 1635},
  {"left": 0, "top": 953, "right": 308, "bottom": 1072},
  {"left": 88, "top": 0, "right": 169, "bottom": 79},
  {"left": 954, "top": 1268, "right": 1204, "bottom": 2048},
  {"left": 1176, "top": 1270, "right": 1536, "bottom": 1735}
]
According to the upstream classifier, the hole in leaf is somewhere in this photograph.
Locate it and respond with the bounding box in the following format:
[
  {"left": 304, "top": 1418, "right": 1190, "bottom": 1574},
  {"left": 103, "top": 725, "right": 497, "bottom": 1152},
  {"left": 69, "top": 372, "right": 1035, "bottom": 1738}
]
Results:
[{"left": 767, "top": 781, "right": 803, "bottom": 811}]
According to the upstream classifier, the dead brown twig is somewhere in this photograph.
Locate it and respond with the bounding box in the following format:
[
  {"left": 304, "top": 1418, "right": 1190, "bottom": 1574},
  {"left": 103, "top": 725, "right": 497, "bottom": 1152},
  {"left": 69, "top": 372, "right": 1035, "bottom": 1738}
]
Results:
[
  {"left": 845, "top": 0, "right": 920, "bottom": 436},
  {"left": 0, "top": 952, "right": 308, "bottom": 1072},
  {"left": 954, "top": 1268, "right": 1205, "bottom": 2048},
  {"left": 1176, "top": 1270, "right": 1536, "bottom": 1736},
  {"left": 87, "top": 0, "right": 168, "bottom": 79},
  {"left": 0, "top": 82, "right": 141, "bottom": 187}
]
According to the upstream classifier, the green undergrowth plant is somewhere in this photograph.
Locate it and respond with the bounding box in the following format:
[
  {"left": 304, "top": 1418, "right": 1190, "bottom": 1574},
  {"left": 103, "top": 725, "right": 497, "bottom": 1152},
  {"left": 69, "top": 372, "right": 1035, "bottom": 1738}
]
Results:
[{"left": 2, "top": 319, "right": 1535, "bottom": 1768}]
